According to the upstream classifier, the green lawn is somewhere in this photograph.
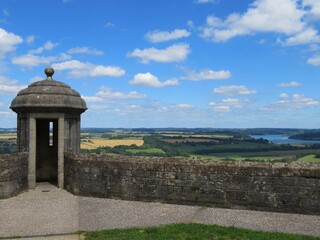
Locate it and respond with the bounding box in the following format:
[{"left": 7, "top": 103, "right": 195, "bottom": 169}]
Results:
[
  {"left": 298, "top": 154, "right": 320, "bottom": 163},
  {"left": 84, "top": 223, "right": 319, "bottom": 240}
]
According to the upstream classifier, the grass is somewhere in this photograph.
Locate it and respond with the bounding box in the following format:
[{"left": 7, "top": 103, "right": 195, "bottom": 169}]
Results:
[
  {"left": 81, "top": 139, "right": 144, "bottom": 150},
  {"left": 84, "top": 223, "right": 319, "bottom": 240},
  {"left": 126, "top": 148, "right": 165, "bottom": 155},
  {"left": 298, "top": 154, "right": 320, "bottom": 163}
]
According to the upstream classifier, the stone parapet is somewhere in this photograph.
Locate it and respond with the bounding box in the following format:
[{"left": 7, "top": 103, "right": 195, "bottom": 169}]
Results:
[
  {"left": 64, "top": 152, "right": 320, "bottom": 215},
  {"left": 0, "top": 152, "right": 28, "bottom": 197}
]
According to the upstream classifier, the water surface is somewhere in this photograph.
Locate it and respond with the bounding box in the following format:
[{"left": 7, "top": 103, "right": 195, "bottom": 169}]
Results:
[{"left": 250, "top": 134, "right": 320, "bottom": 144}]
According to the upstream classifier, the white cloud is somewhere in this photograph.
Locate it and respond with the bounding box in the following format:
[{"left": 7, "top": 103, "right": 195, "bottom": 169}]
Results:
[
  {"left": 307, "top": 54, "right": 320, "bottom": 65},
  {"left": 176, "top": 104, "right": 193, "bottom": 109},
  {"left": 270, "top": 93, "right": 319, "bottom": 109},
  {"left": 279, "top": 93, "right": 289, "bottom": 98},
  {"left": 209, "top": 98, "right": 249, "bottom": 112},
  {"left": 130, "top": 72, "right": 179, "bottom": 88},
  {"left": 303, "top": 0, "right": 320, "bottom": 20},
  {"left": 26, "top": 35, "right": 35, "bottom": 44},
  {"left": 82, "top": 96, "right": 104, "bottom": 103},
  {"left": 12, "top": 53, "right": 71, "bottom": 68},
  {"left": 208, "top": 104, "right": 231, "bottom": 112},
  {"left": 52, "top": 59, "right": 88, "bottom": 70},
  {"left": 0, "top": 76, "right": 27, "bottom": 94},
  {"left": 83, "top": 87, "right": 146, "bottom": 103},
  {"left": 145, "top": 29, "right": 191, "bottom": 43},
  {"left": 277, "top": 81, "right": 302, "bottom": 87},
  {"left": 195, "top": 0, "right": 218, "bottom": 3},
  {"left": 282, "top": 28, "right": 320, "bottom": 46},
  {"left": 200, "top": 0, "right": 310, "bottom": 43},
  {"left": 90, "top": 65, "right": 125, "bottom": 77},
  {"left": 28, "top": 41, "right": 58, "bottom": 54},
  {"left": 68, "top": 47, "right": 104, "bottom": 55},
  {"left": 52, "top": 60, "right": 125, "bottom": 78},
  {"left": 213, "top": 85, "right": 256, "bottom": 96},
  {"left": 128, "top": 43, "right": 190, "bottom": 63},
  {"left": 0, "top": 28, "right": 23, "bottom": 58},
  {"left": 0, "top": 111, "right": 13, "bottom": 116},
  {"left": 183, "top": 69, "right": 231, "bottom": 81},
  {"left": 105, "top": 22, "right": 115, "bottom": 28}
]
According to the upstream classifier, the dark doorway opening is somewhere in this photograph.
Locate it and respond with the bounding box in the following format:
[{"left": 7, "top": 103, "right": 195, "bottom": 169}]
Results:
[{"left": 36, "top": 119, "right": 58, "bottom": 185}]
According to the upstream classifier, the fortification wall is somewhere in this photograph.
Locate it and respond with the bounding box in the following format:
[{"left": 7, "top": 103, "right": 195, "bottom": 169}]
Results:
[
  {"left": 64, "top": 152, "right": 320, "bottom": 214},
  {"left": 0, "top": 152, "right": 28, "bottom": 197}
]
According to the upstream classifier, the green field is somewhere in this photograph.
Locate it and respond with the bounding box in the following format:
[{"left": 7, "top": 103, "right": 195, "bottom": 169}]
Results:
[
  {"left": 298, "top": 154, "right": 320, "bottom": 163},
  {"left": 126, "top": 148, "right": 166, "bottom": 155},
  {"left": 84, "top": 223, "right": 319, "bottom": 240}
]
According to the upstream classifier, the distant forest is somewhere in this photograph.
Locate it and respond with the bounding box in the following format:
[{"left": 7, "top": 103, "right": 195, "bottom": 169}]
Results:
[{"left": 289, "top": 131, "right": 320, "bottom": 140}]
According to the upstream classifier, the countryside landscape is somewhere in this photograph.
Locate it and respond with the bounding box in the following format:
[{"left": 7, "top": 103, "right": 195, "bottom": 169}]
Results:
[
  {"left": 1, "top": 0, "right": 320, "bottom": 239},
  {"left": 2, "top": 127, "right": 320, "bottom": 163}
]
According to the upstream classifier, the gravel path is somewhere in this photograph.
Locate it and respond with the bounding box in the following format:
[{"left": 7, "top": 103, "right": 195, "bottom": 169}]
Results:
[{"left": 1, "top": 182, "right": 319, "bottom": 239}]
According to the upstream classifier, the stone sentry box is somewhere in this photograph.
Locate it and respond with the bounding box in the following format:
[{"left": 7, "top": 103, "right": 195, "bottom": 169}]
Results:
[{"left": 10, "top": 67, "right": 87, "bottom": 189}]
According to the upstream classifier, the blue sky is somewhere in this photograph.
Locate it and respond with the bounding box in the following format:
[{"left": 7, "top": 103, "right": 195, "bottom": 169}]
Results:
[{"left": 0, "top": 0, "right": 320, "bottom": 128}]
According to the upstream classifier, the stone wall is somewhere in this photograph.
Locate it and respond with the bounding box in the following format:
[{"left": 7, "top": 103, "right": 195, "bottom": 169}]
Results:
[
  {"left": 64, "top": 152, "right": 320, "bottom": 215},
  {"left": 0, "top": 152, "right": 28, "bottom": 197}
]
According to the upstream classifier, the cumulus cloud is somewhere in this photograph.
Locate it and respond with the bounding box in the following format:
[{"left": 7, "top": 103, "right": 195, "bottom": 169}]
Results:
[
  {"left": 128, "top": 43, "right": 190, "bottom": 63},
  {"left": 0, "top": 28, "right": 23, "bottom": 58},
  {"left": 83, "top": 87, "right": 146, "bottom": 103},
  {"left": 68, "top": 47, "right": 104, "bottom": 55},
  {"left": 82, "top": 96, "right": 105, "bottom": 103},
  {"left": 200, "top": 0, "right": 320, "bottom": 46},
  {"left": 182, "top": 69, "right": 231, "bottom": 81},
  {"left": 0, "top": 76, "right": 26, "bottom": 94},
  {"left": 208, "top": 98, "right": 249, "bottom": 112},
  {"left": 307, "top": 54, "right": 320, "bottom": 65},
  {"left": 12, "top": 53, "right": 71, "bottom": 68},
  {"left": 213, "top": 85, "right": 256, "bottom": 96},
  {"left": 145, "top": 29, "right": 191, "bottom": 43},
  {"left": 277, "top": 81, "right": 302, "bottom": 87},
  {"left": 279, "top": 93, "right": 289, "bottom": 98},
  {"left": 176, "top": 104, "right": 193, "bottom": 109},
  {"left": 97, "top": 88, "right": 145, "bottom": 99},
  {"left": 303, "top": 0, "right": 320, "bottom": 20},
  {"left": 130, "top": 72, "right": 178, "bottom": 88},
  {"left": 52, "top": 60, "right": 125, "bottom": 78},
  {"left": 269, "top": 93, "right": 319, "bottom": 109},
  {"left": 282, "top": 28, "right": 320, "bottom": 46},
  {"left": 28, "top": 41, "right": 58, "bottom": 54}
]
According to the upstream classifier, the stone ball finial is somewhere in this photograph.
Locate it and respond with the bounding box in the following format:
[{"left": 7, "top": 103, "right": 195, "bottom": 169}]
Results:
[{"left": 45, "top": 67, "right": 54, "bottom": 79}]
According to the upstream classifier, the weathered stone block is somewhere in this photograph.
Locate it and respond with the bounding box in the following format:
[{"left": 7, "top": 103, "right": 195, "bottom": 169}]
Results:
[{"left": 63, "top": 152, "right": 320, "bottom": 215}]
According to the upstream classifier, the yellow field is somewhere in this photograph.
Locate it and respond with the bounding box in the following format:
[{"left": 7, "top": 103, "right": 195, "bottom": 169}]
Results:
[
  {"left": 0, "top": 134, "right": 16, "bottom": 139},
  {"left": 81, "top": 138, "right": 144, "bottom": 150}
]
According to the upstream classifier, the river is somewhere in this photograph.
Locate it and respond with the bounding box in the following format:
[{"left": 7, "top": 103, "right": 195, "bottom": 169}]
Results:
[{"left": 250, "top": 134, "right": 320, "bottom": 144}]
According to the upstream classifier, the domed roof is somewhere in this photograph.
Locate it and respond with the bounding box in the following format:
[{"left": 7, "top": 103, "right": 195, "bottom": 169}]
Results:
[{"left": 10, "top": 67, "right": 87, "bottom": 113}]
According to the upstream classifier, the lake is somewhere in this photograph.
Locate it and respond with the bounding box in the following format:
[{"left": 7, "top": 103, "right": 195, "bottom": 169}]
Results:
[{"left": 250, "top": 134, "right": 320, "bottom": 144}]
